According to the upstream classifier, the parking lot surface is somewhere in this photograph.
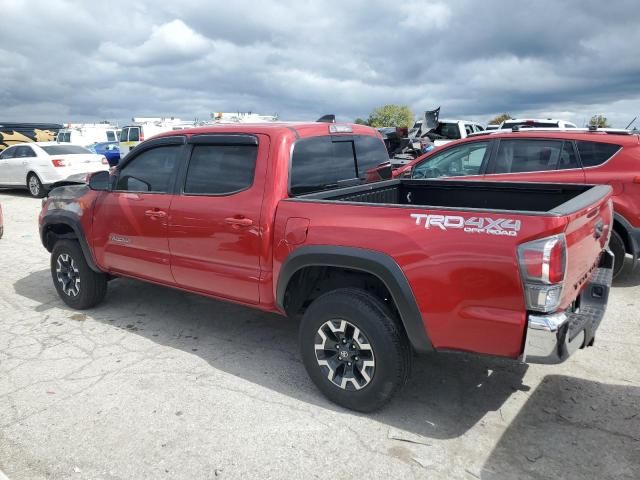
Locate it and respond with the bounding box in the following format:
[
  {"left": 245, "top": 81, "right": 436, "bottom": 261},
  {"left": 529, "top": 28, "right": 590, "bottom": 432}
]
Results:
[{"left": 1, "top": 190, "right": 639, "bottom": 480}]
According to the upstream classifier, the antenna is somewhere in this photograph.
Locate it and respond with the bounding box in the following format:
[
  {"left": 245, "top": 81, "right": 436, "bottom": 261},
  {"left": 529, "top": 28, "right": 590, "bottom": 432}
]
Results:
[{"left": 625, "top": 116, "right": 637, "bottom": 130}]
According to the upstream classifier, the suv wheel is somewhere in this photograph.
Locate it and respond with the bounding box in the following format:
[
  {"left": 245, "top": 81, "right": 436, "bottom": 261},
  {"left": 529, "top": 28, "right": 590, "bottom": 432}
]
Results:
[
  {"left": 610, "top": 230, "right": 626, "bottom": 278},
  {"left": 299, "top": 288, "right": 411, "bottom": 412},
  {"left": 27, "top": 173, "right": 46, "bottom": 198},
  {"left": 51, "top": 240, "right": 107, "bottom": 309}
]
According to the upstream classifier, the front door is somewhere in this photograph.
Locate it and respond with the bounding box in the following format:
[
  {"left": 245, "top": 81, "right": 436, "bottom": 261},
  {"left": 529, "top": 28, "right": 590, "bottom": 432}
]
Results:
[
  {"left": 0, "top": 146, "right": 20, "bottom": 184},
  {"left": 92, "top": 141, "right": 184, "bottom": 285},
  {"left": 168, "top": 134, "right": 268, "bottom": 304}
]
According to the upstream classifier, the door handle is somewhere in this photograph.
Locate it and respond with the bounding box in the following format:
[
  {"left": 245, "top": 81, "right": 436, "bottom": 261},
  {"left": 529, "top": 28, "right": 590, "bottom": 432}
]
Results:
[
  {"left": 225, "top": 216, "right": 253, "bottom": 227},
  {"left": 145, "top": 209, "right": 167, "bottom": 219}
]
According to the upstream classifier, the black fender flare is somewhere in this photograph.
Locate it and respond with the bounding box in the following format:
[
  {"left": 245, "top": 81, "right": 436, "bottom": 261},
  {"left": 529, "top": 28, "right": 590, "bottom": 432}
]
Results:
[
  {"left": 276, "top": 245, "right": 433, "bottom": 353},
  {"left": 613, "top": 213, "right": 639, "bottom": 264},
  {"left": 40, "top": 212, "right": 102, "bottom": 273}
]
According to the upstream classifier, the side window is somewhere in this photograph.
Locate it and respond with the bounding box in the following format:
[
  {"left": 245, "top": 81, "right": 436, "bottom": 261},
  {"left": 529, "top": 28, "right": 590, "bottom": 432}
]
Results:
[
  {"left": 290, "top": 136, "right": 357, "bottom": 195},
  {"left": 0, "top": 147, "right": 16, "bottom": 160},
  {"left": 464, "top": 124, "right": 474, "bottom": 135},
  {"left": 106, "top": 131, "right": 116, "bottom": 142},
  {"left": 15, "top": 146, "right": 35, "bottom": 157},
  {"left": 115, "top": 145, "right": 181, "bottom": 193},
  {"left": 576, "top": 141, "right": 621, "bottom": 167},
  {"left": 558, "top": 142, "right": 579, "bottom": 170},
  {"left": 120, "top": 128, "right": 129, "bottom": 142},
  {"left": 129, "top": 127, "right": 140, "bottom": 142},
  {"left": 412, "top": 142, "right": 489, "bottom": 179},
  {"left": 184, "top": 144, "right": 258, "bottom": 195},
  {"left": 64, "top": 132, "right": 71, "bottom": 142},
  {"left": 354, "top": 135, "right": 390, "bottom": 177},
  {"left": 489, "top": 140, "right": 564, "bottom": 174}
]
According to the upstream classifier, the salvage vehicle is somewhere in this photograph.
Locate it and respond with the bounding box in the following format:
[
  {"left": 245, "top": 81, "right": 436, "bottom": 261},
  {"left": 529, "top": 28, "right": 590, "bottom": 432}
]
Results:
[
  {"left": 499, "top": 118, "right": 578, "bottom": 130},
  {"left": 0, "top": 142, "right": 109, "bottom": 198},
  {"left": 0, "top": 122, "right": 62, "bottom": 151},
  {"left": 0, "top": 203, "right": 3, "bottom": 239},
  {"left": 57, "top": 124, "right": 120, "bottom": 146},
  {"left": 39, "top": 122, "right": 614, "bottom": 412},
  {"left": 395, "top": 127, "right": 640, "bottom": 277}
]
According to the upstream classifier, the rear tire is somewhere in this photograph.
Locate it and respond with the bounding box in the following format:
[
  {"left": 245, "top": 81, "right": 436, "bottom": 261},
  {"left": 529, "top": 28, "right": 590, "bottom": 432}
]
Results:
[
  {"left": 27, "top": 173, "right": 46, "bottom": 198},
  {"left": 299, "top": 288, "right": 412, "bottom": 412},
  {"left": 609, "top": 230, "right": 626, "bottom": 279},
  {"left": 51, "top": 240, "right": 107, "bottom": 309}
]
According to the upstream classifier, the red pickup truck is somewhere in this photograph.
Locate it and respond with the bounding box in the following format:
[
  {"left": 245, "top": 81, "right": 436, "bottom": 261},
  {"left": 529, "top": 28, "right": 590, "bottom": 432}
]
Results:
[{"left": 39, "top": 123, "right": 614, "bottom": 411}]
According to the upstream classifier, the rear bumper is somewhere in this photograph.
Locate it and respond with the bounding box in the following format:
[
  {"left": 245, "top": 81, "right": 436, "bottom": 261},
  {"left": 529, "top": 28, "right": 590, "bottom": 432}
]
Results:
[{"left": 523, "top": 250, "right": 614, "bottom": 364}]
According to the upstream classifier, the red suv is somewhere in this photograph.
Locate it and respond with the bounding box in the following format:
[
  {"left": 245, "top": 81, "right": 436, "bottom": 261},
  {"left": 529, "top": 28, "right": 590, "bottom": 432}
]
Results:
[{"left": 396, "top": 129, "right": 640, "bottom": 277}]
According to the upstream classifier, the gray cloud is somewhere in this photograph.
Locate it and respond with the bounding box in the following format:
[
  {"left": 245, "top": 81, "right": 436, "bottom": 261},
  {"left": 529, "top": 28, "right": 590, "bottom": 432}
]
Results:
[{"left": 1, "top": 0, "right": 639, "bottom": 127}]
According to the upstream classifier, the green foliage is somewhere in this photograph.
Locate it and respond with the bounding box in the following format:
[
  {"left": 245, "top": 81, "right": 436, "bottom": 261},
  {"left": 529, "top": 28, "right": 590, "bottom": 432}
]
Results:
[
  {"left": 488, "top": 113, "right": 512, "bottom": 125},
  {"left": 367, "top": 105, "right": 414, "bottom": 128},
  {"left": 588, "top": 115, "right": 610, "bottom": 128},
  {"left": 354, "top": 118, "right": 368, "bottom": 125}
]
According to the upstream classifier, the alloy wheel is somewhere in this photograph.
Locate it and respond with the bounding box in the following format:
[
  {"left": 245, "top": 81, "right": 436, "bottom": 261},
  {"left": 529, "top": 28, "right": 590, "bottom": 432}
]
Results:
[
  {"left": 28, "top": 175, "right": 40, "bottom": 196},
  {"left": 55, "top": 253, "right": 81, "bottom": 296}
]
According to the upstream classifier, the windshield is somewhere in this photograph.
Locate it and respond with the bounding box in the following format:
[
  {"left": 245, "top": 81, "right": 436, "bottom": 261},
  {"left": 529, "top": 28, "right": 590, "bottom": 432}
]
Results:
[{"left": 42, "top": 145, "right": 92, "bottom": 155}]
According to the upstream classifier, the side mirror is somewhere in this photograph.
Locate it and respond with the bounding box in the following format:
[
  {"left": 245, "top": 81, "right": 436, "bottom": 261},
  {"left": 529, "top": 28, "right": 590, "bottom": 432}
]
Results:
[{"left": 88, "top": 170, "right": 110, "bottom": 191}]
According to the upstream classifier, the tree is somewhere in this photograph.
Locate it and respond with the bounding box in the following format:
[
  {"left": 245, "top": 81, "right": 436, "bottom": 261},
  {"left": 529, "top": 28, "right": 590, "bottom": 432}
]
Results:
[
  {"left": 588, "top": 115, "right": 610, "bottom": 128},
  {"left": 354, "top": 118, "right": 368, "bottom": 125},
  {"left": 487, "top": 113, "right": 512, "bottom": 125},
  {"left": 367, "top": 105, "right": 414, "bottom": 128}
]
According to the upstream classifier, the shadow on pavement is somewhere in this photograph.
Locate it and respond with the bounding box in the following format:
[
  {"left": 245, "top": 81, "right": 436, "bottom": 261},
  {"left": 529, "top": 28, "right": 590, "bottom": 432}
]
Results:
[
  {"left": 613, "top": 257, "right": 640, "bottom": 288},
  {"left": 482, "top": 375, "right": 640, "bottom": 480},
  {"left": 14, "top": 270, "right": 530, "bottom": 439},
  {"left": 0, "top": 188, "right": 33, "bottom": 198}
]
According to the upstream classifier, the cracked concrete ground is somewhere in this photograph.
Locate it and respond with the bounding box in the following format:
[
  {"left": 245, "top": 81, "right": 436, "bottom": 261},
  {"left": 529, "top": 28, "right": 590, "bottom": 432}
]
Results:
[{"left": 0, "top": 189, "right": 639, "bottom": 480}]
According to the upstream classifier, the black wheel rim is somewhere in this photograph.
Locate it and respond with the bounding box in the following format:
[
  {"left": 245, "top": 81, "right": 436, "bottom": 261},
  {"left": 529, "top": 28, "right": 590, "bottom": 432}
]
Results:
[
  {"left": 55, "top": 253, "right": 81, "bottom": 296},
  {"left": 314, "top": 319, "right": 375, "bottom": 391}
]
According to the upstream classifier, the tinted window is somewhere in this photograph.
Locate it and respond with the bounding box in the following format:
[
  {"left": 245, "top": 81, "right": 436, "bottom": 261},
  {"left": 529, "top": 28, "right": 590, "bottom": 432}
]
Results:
[
  {"left": 576, "top": 141, "right": 620, "bottom": 167},
  {"left": 412, "top": 142, "right": 489, "bottom": 179},
  {"left": 184, "top": 144, "right": 257, "bottom": 195},
  {"left": 558, "top": 142, "right": 579, "bottom": 170},
  {"left": 115, "top": 145, "right": 181, "bottom": 193},
  {"left": 120, "top": 128, "right": 129, "bottom": 142},
  {"left": 64, "top": 132, "right": 71, "bottom": 142},
  {"left": 107, "top": 131, "right": 116, "bottom": 141},
  {"left": 0, "top": 147, "right": 16, "bottom": 159},
  {"left": 502, "top": 121, "right": 558, "bottom": 129},
  {"left": 489, "top": 140, "right": 564, "bottom": 174},
  {"left": 129, "top": 127, "right": 140, "bottom": 142},
  {"left": 290, "top": 135, "right": 388, "bottom": 195},
  {"left": 15, "top": 146, "right": 35, "bottom": 157},
  {"left": 429, "top": 122, "right": 461, "bottom": 140},
  {"left": 42, "top": 145, "right": 91, "bottom": 155}
]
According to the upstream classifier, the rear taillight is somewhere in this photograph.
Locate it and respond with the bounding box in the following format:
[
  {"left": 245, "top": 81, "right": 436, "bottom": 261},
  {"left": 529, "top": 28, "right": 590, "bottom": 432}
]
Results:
[
  {"left": 101, "top": 156, "right": 108, "bottom": 165},
  {"left": 51, "top": 159, "right": 67, "bottom": 167},
  {"left": 517, "top": 234, "right": 566, "bottom": 312}
]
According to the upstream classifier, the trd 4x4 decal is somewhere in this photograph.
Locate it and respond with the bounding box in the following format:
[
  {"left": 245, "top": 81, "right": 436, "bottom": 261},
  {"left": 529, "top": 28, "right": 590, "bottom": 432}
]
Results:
[{"left": 410, "top": 213, "right": 521, "bottom": 237}]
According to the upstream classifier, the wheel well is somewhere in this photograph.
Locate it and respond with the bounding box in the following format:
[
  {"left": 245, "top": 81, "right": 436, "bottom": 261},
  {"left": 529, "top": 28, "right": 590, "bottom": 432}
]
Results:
[
  {"left": 613, "top": 219, "right": 631, "bottom": 254},
  {"left": 283, "top": 266, "right": 400, "bottom": 321},
  {"left": 43, "top": 223, "right": 77, "bottom": 251}
]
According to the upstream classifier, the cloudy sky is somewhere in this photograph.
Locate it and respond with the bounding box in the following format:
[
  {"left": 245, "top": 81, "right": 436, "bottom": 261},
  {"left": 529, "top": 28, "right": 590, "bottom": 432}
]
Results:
[{"left": 1, "top": 0, "right": 639, "bottom": 127}]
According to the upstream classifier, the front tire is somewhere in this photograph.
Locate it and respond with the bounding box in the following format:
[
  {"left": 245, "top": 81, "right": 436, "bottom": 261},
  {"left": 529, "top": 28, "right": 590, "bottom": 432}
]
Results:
[
  {"left": 27, "top": 173, "right": 46, "bottom": 198},
  {"left": 51, "top": 240, "right": 107, "bottom": 309},
  {"left": 299, "top": 288, "right": 412, "bottom": 412},
  {"left": 609, "top": 230, "right": 626, "bottom": 279}
]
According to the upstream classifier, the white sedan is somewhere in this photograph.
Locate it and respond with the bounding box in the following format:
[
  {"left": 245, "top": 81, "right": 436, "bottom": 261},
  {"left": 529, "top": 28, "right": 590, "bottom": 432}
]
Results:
[{"left": 0, "top": 142, "right": 109, "bottom": 197}]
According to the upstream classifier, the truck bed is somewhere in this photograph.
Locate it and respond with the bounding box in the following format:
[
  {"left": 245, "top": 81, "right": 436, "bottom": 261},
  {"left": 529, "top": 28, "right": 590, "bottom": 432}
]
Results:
[{"left": 296, "top": 179, "right": 609, "bottom": 215}]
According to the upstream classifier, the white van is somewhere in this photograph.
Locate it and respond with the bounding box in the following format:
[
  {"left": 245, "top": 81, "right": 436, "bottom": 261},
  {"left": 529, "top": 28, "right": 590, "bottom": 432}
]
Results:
[
  {"left": 57, "top": 124, "right": 119, "bottom": 146},
  {"left": 119, "top": 118, "right": 195, "bottom": 156}
]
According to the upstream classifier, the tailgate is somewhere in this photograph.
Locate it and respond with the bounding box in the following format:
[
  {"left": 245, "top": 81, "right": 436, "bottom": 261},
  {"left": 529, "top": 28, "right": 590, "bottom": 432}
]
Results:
[{"left": 558, "top": 187, "right": 613, "bottom": 309}]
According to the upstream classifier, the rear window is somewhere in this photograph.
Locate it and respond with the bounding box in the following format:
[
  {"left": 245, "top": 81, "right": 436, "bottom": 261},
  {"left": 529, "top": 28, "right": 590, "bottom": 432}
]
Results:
[
  {"left": 576, "top": 141, "right": 621, "bottom": 167},
  {"left": 107, "top": 131, "right": 116, "bottom": 141},
  {"left": 129, "top": 127, "right": 140, "bottom": 142},
  {"left": 290, "top": 135, "right": 389, "bottom": 195},
  {"left": 42, "top": 145, "right": 91, "bottom": 155}
]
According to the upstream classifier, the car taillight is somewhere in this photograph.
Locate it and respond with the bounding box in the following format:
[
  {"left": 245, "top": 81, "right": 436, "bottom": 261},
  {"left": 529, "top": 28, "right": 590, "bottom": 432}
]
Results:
[
  {"left": 51, "top": 159, "right": 67, "bottom": 167},
  {"left": 517, "top": 234, "right": 566, "bottom": 312},
  {"left": 101, "top": 156, "right": 108, "bottom": 164},
  {"left": 139, "top": 134, "right": 144, "bottom": 141}
]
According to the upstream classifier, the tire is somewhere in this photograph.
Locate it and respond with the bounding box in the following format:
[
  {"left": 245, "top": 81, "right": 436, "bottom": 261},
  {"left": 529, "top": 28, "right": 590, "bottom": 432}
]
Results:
[
  {"left": 299, "top": 288, "right": 412, "bottom": 412},
  {"left": 51, "top": 240, "right": 107, "bottom": 309},
  {"left": 0, "top": 226, "right": 3, "bottom": 239},
  {"left": 27, "top": 172, "right": 46, "bottom": 198},
  {"left": 609, "top": 230, "right": 626, "bottom": 279}
]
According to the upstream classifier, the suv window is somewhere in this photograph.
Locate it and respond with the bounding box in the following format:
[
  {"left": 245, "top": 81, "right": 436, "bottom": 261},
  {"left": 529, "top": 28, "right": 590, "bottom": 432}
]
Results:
[
  {"left": 412, "top": 141, "right": 489, "bottom": 179},
  {"left": 15, "top": 145, "right": 35, "bottom": 157},
  {"left": 0, "top": 147, "right": 16, "bottom": 159},
  {"left": 290, "top": 135, "right": 389, "bottom": 195},
  {"left": 489, "top": 139, "right": 564, "bottom": 174},
  {"left": 558, "top": 142, "right": 579, "bottom": 170},
  {"left": 115, "top": 145, "right": 181, "bottom": 193},
  {"left": 576, "top": 141, "right": 620, "bottom": 167},
  {"left": 184, "top": 144, "right": 257, "bottom": 195},
  {"left": 107, "top": 131, "right": 116, "bottom": 142},
  {"left": 120, "top": 128, "right": 129, "bottom": 142},
  {"left": 428, "top": 122, "right": 461, "bottom": 140},
  {"left": 129, "top": 127, "right": 140, "bottom": 142}
]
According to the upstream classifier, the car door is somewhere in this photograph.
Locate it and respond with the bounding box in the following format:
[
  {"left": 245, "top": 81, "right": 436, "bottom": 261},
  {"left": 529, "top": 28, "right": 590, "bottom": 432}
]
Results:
[
  {"left": 411, "top": 140, "right": 492, "bottom": 180},
  {"left": 91, "top": 137, "right": 186, "bottom": 285},
  {"left": 118, "top": 127, "right": 130, "bottom": 156},
  {"left": 483, "top": 138, "right": 585, "bottom": 184},
  {"left": 14, "top": 145, "right": 38, "bottom": 183},
  {"left": 0, "top": 146, "right": 19, "bottom": 184},
  {"left": 168, "top": 134, "right": 268, "bottom": 304}
]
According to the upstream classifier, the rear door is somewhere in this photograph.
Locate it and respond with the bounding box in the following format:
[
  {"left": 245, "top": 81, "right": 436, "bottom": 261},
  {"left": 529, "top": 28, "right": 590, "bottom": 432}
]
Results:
[
  {"left": 168, "top": 134, "right": 268, "bottom": 304},
  {"left": 92, "top": 138, "right": 185, "bottom": 284},
  {"left": 484, "top": 138, "right": 585, "bottom": 183}
]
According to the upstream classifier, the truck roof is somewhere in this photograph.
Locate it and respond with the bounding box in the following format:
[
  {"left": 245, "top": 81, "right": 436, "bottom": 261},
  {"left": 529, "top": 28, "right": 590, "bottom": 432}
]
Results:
[{"left": 153, "top": 122, "right": 381, "bottom": 140}]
